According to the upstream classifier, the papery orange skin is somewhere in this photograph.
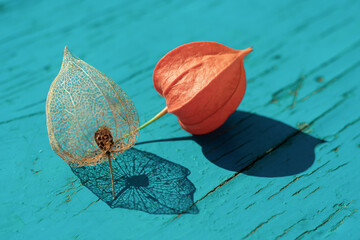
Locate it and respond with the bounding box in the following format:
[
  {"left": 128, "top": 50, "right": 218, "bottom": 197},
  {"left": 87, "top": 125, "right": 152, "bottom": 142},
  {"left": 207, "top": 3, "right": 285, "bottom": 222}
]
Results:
[{"left": 153, "top": 41, "right": 252, "bottom": 135}]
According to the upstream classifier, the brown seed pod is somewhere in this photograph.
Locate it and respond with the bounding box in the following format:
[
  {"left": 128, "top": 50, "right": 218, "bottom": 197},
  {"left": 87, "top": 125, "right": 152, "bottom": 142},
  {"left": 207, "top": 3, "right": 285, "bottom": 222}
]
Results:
[
  {"left": 94, "top": 126, "right": 114, "bottom": 152},
  {"left": 46, "top": 47, "right": 139, "bottom": 199}
]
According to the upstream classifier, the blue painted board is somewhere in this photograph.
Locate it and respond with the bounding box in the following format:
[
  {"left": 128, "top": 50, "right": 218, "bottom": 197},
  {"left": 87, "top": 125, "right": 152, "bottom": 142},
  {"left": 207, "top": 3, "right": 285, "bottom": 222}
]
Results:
[{"left": 1, "top": 0, "right": 360, "bottom": 239}]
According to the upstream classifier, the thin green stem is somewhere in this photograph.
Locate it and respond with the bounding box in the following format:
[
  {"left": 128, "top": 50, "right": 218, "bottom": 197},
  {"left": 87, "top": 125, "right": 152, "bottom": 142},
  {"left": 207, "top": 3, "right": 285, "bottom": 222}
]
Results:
[
  {"left": 116, "top": 106, "right": 168, "bottom": 142},
  {"left": 137, "top": 106, "right": 168, "bottom": 131}
]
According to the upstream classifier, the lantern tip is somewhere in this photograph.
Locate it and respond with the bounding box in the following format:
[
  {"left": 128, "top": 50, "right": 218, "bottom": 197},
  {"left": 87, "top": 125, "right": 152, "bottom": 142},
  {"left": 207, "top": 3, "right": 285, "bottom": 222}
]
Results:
[
  {"left": 63, "top": 45, "right": 70, "bottom": 55},
  {"left": 242, "top": 47, "right": 253, "bottom": 55}
]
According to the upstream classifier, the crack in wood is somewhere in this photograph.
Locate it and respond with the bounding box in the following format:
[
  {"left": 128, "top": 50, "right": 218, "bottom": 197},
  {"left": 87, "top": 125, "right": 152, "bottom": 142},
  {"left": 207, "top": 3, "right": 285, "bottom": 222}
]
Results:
[
  {"left": 275, "top": 219, "right": 306, "bottom": 239},
  {"left": 330, "top": 146, "right": 340, "bottom": 153},
  {"left": 252, "top": 182, "right": 272, "bottom": 196},
  {"left": 327, "top": 162, "right": 349, "bottom": 173},
  {"left": 245, "top": 202, "right": 255, "bottom": 210},
  {"left": 304, "top": 187, "right": 321, "bottom": 199},
  {"left": 333, "top": 116, "right": 360, "bottom": 137},
  {"left": 352, "top": 133, "right": 360, "bottom": 141},
  {"left": 57, "top": 186, "right": 77, "bottom": 196},
  {"left": 268, "top": 177, "right": 302, "bottom": 200},
  {"left": 30, "top": 169, "right": 42, "bottom": 174},
  {"left": 270, "top": 75, "right": 305, "bottom": 104},
  {"left": 289, "top": 76, "right": 304, "bottom": 108},
  {"left": 212, "top": 142, "right": 250, "bottom": 163},
  {"left": 292, "top": 184, "right": 313, "bottom": 196},
  {"left": 268, "top": 39, "right": 360, "bottom": 105},
  {"left": 305, "top": 92, "right": 350, "bottom": 125},
  {"left": 243, "top": 211, "right": 286, "bottom": 239},
  {"left": 331, "top": 209, "right": 358, "bottom": 232},
  {"left": 55, "top": 178, "right": 84, "bottom": 207},
  {"left": 297, "top": 122, "right": 312, "bottom": 133},
  {"left": 268, "top": 161, "right": 329, "bottom": 200},
  {"left": 300, "top": 60, "right": 360, "bottom": 102},
  {"left": 60, "top": 194, "right": 71, "bottom": 206},
  {"left": 16, "top": 98, "right": 46, "bottom": 111},
  {"left": 248, "top": 65, "right": 277, "bottom": 83},
  {"left": 319, "top": 17, "right": 353, "bottom": 38},
  {"left": 73, "top": 198, "right": 101, "bottom": 217},
  {"left": 0, "top": 111, "right": 45, "bottom": 125},
  {"left": 1, "top": 76, "right": 48, "bottom": 101},
  {"left": 295, "top": 201, "right": 353, "bottom": 239}
]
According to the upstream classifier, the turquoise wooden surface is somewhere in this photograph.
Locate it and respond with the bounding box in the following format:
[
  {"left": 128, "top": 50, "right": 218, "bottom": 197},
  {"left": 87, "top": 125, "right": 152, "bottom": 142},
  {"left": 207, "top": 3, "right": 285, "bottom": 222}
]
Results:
[{"left": 1, "top": 0, "right": 360, "bottom": 239}]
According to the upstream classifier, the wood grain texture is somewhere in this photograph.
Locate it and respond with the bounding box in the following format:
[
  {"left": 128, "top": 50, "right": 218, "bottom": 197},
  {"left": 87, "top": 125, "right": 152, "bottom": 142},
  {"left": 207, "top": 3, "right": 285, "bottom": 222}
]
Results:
[{"left": 1, "top": 0, "right": 359, "bottom": 239}]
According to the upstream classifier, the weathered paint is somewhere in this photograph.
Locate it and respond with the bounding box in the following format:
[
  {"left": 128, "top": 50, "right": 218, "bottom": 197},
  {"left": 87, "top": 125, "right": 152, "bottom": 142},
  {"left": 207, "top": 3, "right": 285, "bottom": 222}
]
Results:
[{"left": 0, "top": 0, "right": 359, "bottom": 239}]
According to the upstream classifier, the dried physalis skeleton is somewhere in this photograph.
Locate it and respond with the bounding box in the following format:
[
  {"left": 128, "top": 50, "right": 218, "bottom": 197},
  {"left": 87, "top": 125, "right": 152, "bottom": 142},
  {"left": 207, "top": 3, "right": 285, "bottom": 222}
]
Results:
[{"left": 46, "top": 47, "right": 139, "bottom": 199}]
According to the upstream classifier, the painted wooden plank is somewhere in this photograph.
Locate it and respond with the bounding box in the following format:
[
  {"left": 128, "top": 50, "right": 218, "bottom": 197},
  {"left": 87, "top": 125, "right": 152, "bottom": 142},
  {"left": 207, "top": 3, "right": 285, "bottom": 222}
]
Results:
[{"left": 0, "top": 0, "right": 359, "bottom": 239}]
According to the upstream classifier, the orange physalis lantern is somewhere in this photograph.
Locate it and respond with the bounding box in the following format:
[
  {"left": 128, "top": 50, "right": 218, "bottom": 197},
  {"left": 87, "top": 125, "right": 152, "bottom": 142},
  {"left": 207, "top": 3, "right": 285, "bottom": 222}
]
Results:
[{"left": 152, "top": 41, "right": 252, "bottom": 135}]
